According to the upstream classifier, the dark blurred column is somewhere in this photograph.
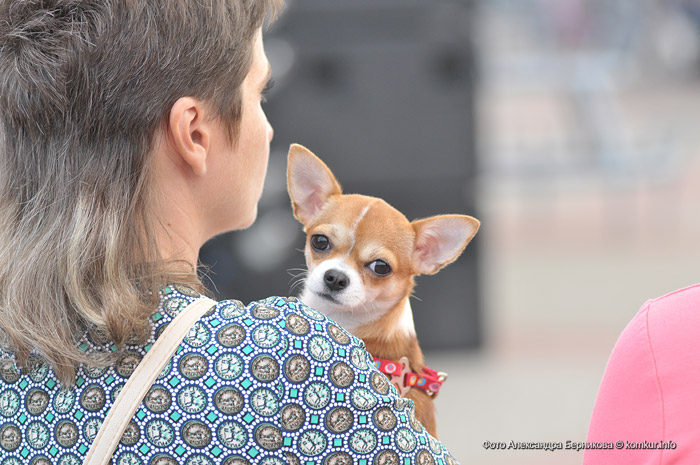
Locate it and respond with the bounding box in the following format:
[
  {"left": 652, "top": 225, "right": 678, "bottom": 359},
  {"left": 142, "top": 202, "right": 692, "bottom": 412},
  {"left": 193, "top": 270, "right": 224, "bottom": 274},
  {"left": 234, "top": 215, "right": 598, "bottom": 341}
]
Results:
[{"left": 200, "top": 0, "right": 480, "bottom": 350}]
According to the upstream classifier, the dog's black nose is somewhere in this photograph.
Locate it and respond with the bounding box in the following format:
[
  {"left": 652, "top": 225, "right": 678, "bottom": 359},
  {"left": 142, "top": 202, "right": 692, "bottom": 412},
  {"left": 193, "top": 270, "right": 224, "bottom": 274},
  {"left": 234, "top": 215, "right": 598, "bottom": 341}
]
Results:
[{"left": 324, "top": 270, "right": 349, "bottom": 291}]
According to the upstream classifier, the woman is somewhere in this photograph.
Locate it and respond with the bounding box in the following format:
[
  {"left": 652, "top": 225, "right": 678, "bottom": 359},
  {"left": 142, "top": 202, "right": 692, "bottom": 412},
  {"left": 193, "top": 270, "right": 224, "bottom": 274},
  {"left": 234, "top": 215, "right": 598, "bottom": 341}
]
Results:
[{"left": 0, "top": 1, "right": 461, "bottom": 464}]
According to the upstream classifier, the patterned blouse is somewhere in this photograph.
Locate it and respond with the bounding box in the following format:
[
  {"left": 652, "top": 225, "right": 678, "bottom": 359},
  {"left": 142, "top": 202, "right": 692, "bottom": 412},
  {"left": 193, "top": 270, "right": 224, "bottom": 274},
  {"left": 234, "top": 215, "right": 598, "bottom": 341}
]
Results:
[{"left": 0, "top": 285, "right": 460, "bottom": 465}]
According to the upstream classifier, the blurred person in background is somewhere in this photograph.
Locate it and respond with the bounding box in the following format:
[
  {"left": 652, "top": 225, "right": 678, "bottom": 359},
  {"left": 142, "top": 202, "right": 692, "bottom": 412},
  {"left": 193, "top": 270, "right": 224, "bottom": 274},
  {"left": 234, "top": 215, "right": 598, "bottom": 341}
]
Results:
[{"left": 585, "top": 285, "right": 700, "bottom": 463}]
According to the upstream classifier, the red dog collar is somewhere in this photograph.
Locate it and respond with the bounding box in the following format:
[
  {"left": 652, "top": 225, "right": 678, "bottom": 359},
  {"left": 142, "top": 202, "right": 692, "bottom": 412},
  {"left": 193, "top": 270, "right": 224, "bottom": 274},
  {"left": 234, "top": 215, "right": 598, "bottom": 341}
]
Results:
[{"left": 372, "top": 356, "right": 447, "bottom": 397}]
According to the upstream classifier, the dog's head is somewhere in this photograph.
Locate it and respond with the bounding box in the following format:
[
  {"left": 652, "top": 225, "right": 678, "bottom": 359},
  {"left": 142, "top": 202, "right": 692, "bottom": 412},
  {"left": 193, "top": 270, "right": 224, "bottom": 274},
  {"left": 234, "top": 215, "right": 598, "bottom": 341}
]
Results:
[{"left": 287, "top": 144, "right": 479, "bottom": 329}]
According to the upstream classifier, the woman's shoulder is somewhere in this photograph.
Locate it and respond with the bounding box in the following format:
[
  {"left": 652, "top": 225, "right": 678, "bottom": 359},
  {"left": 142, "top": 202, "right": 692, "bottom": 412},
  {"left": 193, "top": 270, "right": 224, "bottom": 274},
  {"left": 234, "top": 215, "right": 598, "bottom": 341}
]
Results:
[
  {"left": 159, "top": 285, "right": 362, "bottom": 348},
  {"left": 626, "top": 283, "right": 700, "bottom": 338},
  {"left": 644, "top": 282, "right": 700, "bottom": 312},
  {"left": 155, "top": 286, "right": 459, "bottom": 463},
  {"left": 609, "top": 282, "right": 700, "bottom": 384}
]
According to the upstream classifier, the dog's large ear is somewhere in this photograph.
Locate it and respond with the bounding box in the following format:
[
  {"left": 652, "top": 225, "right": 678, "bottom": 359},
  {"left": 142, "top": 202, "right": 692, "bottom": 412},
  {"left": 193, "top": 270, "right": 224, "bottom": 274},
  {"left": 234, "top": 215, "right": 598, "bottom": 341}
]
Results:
[
  {"left": 411, "top": 215, "right": 480, "bottom": 275},
  {"left": 287, "top": 144, "right": 342, "bottom": 224}
]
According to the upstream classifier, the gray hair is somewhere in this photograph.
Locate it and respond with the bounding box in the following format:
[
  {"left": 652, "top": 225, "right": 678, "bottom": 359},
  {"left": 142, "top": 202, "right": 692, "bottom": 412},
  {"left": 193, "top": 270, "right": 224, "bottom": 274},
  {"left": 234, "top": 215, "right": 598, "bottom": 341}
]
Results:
[{"left": 0, "top": 0, "right": 283, "bottom": 386}]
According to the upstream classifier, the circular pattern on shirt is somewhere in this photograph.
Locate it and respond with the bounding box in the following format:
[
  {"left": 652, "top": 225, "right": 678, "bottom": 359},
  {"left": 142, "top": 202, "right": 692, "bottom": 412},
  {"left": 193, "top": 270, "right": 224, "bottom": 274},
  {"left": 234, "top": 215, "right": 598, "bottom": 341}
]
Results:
[
  {"left": 179, "top": 353, "right": 208, "bottom": 380},
  {"left": 111, "top": 383, "right": 125, "bottom": 403},
  {"left": 178, "top": 385, "right": 207, "bottom": 414},
  {"left": 54, "top": 420, "right": 77, "bottom": 448},
  {"left": 217, "top": 421, "right": 247, "bottom": 449},
  {"left": 125, "top": 332, "right": 143, "bottom": 346},
  {"left": 280, "top": 403, "right": 305, "bottom": 431},
  {"left": 370, "top": 372, "right": 391, "bottom": 395},
  {"left": 163, "top": 297, "right": 189, "bottom": 317},
  {"left": 219, "top": 300, "right": 245, "bottom": 319},
  {"left": 286, "top": 313, "right": 310, "bottom": 335},
  {"left": 374, "top": 450, "right": 400, "bottom": 465},
  {"left": 120, "top": 421, "right": 140, "bottom": 446},
  {"left": 145, "top": 419, "right": 175, "bottom": 447},
  {"left": 251, "top": 354, "right": 279, "bottom": 382},
  {"left": 150, "top": 454, "right": 178, "bottom": 465},
  {"left": 250, "top": 388, "right": 279, "bottom": 416},
  {"left": 252, "top": 324, "right": 281, "bottom": 348},
  {"left": 255, "top": 423, "right": 283, "bottom": 450},
  {"left": 217, "top": 324, "right": 246, "bottom": 348},
  {"left": 0, "top": 424, "right": 21, "bottom": 451},
  {"left": 308, "top": 336, "right": 333, "bottom": 362},
  {"left": 84, "top": 364, "right": 108, "bottom": 379},
  {"left": 284, "top": 355, "right": 310, "bottom": 383},
  {"left": 325, "top": 406, "right": 354, "bottom": 433},
  {"left": 350, "top": 388, "right": 378, "bottom": 411},
  {"left": 373, "top": 407, "right": 397, "bottom": 430},
  {"left": 222, "top": 457, "right": 250, "bottom": 465},
  {"left": 298, "top": 430, "right": 327, "bottom": 457},
  {"left": 393, "top": 397, "right": 408, "bottom": 411},
  {"left": 173, "top": 284, "right": 200, "bottom": 297},
  {"left": 0, "top": 389, "right": 19, "bottom": 417},
  {"left": 350, "top": 347, "right": 369, "bottom": 370},
  {"left": 29, "top": 456, "right": 51, "bottom": 465},
  {"left": 144, "top": 386, "right": 172, "bottom": 413},
  {"left": 83, "top": 417, "right": 102, "bottom": 443},
  {"left": 116, "top": 352, "right": 142, "bottom": 378},
  {"left": 185, "top": 455, "right": 212, "bottom": 465},
  {"left": 155, "top": 323, "right": 170, "bottom": 340},
  {"left": 182, "top": 420, "right": 212, "bottom": 448},
  {"left": 26, "top": 356, "right": 49, "bottom": 382},
  {"left": 327, "top": 324, "right": 350, "bottom": 345},
  {"left": 259, "top": 459, "right": 285, "bottom": 465},
  {"left": 303, "top": 382, "right": 331, "bottom": 410},
  {"left": 27, "top": 421, "right": 50, "bottom": 449},
  {"left": 416, "top": 449, "right": 435, "bottom": 465},
  {"left": 2, "top": 458, "right": 21, "bottom": 465},
  {"left": 214, "top": 386, "right": 244, "bottom": 415},
  {"left": 251, "top": 305, "right": 280, "bottom": 320},
  {"left": 329, "top": 361, "right": 354, "bottom": 388},
  {"left": 0, "top": 360, "right": 19, "bottom": 384},
  {"left": 429, "top": 436, "right": 442, "bottom": 455},
  {"left": 184, "top": 322, "right": 211, "bottom": 348},
  {"left": 349, "top": 429, "right": 377, "bottom": 455},
  {"left": 157, "top": 358, "right": 172, "bottom": 379},
  {"left": 395, "top": 427, "right": 417, "bottom": 453},
  {"left": 52, "top": 390, "right": 75, "bottom": 414},
  {"left": 285, "top": 452, "right": 301, "bottom": 465},
  {"left": 323, "top": 452, "right": 352, "bottom": 465},
  {"left": 409, "top": 410, "right": 423, "bottom": 432},
  {"left": 445, "top": 456, "right": 458, "bottom": 465},
  {"left": 116, "top": 452, "right": 142, "bottom": 465},
  {"left": 214, "top": 353, "right": 244, "bottom": 380},
  {"left": 80, "top": 384, "right": 106, "bottom": 411},
  {"left": 59, "top": 454, "right": 81, "bottom": 465},
  {"left": 300, "top": 305, "right": 325, "bottom": 321}
]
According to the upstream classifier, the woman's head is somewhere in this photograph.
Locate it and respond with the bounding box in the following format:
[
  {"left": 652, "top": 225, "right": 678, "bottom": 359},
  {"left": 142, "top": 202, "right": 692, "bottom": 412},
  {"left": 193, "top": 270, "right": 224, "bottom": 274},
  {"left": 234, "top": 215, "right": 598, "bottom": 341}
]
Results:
[{"left": 0, "top": 0, "right": 283, "bottom": 386}]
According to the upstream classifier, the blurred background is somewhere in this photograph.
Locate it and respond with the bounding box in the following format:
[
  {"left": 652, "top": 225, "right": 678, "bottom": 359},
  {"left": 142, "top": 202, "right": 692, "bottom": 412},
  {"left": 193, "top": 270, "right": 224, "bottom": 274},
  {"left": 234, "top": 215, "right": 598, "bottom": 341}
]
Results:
[{"left": 201, "top": 0, "right": 700, "bottom": 463}]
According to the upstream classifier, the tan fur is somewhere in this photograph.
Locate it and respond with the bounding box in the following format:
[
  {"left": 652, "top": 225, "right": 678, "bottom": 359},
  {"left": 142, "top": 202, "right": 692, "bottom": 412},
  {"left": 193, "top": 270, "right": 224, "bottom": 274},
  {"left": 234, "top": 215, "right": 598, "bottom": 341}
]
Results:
[{"left": 287, "top": 144, "right": 479, "bottom": 438}]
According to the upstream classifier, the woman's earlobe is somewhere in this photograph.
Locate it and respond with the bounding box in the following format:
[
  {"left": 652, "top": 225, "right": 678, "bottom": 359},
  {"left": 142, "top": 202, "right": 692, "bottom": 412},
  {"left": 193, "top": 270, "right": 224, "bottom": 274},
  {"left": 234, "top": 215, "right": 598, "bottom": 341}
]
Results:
[{"left": 169, "top": 97, "right": 211, "bottom": 177}]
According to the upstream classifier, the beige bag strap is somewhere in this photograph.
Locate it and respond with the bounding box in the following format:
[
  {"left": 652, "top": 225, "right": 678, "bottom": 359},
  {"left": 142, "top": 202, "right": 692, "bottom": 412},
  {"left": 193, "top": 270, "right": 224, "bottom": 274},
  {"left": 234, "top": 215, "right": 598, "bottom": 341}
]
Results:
[{"left": 83, "top": 296, "right": 217, "bottom": 465}]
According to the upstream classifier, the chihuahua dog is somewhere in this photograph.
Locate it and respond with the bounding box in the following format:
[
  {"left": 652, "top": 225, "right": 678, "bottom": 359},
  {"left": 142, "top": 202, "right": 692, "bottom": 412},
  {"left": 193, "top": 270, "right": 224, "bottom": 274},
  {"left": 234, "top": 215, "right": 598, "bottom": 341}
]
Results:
[{"left": 287, "top": 144, "right": 479, "bottom": 437}]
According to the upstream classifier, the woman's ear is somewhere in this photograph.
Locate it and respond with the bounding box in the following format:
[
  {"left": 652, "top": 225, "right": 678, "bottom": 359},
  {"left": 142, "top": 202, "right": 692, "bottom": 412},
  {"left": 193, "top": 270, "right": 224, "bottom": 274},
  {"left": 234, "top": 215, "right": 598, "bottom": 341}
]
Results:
[{"left": 168, "top": 97, "right": 212, "bottom": 177}]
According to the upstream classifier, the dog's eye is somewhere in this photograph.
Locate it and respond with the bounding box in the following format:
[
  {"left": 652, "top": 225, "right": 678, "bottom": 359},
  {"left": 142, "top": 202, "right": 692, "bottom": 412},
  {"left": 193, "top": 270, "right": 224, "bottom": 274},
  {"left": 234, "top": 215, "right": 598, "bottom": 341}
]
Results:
[
  {"left": 310, "top": 234, "right": 330, "bottom": 251},
  {"left": 368, "top": 259, "right": 392, "bottom": 276}
]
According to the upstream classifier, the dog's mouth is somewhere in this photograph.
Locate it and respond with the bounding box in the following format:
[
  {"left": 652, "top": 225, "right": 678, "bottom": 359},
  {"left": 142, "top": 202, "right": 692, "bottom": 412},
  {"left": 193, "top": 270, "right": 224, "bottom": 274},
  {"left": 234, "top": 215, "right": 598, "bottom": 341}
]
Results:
[{"left": 317, "top": 291, "right": 343, "bottom": 305}]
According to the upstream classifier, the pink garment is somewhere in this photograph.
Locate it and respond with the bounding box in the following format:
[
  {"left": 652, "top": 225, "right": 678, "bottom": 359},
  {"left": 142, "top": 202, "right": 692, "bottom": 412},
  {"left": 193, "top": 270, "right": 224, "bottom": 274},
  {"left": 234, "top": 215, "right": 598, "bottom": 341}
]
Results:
[{"left": 584, "top": 284, "right": 700, "bottom": 464}]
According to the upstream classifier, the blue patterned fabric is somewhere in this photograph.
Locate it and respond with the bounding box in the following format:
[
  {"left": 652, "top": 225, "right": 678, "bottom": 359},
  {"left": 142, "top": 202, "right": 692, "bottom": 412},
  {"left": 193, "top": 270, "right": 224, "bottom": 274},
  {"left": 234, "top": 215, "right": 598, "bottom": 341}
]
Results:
[{"left": 0, "top": 285, "right": 460, "bottom": 465}]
